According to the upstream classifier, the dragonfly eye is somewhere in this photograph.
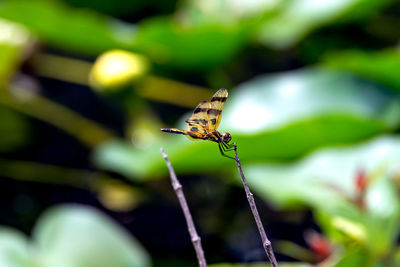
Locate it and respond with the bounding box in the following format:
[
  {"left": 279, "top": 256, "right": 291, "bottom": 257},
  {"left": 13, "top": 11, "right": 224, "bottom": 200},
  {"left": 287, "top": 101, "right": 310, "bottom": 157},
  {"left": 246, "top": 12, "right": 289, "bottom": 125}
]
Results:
[{"left": 222, "top": 132, "right": 232, "bottom": 143}]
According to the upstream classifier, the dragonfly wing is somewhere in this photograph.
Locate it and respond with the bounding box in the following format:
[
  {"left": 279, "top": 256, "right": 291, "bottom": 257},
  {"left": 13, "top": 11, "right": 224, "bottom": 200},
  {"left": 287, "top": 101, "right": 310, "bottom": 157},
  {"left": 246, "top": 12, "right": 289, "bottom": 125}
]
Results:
[
  {"left": 208, "top": 88, "right": 228, "bottom": 131},
  {"left": 186, "top": 100, "right": 211, "bottom": 135}
]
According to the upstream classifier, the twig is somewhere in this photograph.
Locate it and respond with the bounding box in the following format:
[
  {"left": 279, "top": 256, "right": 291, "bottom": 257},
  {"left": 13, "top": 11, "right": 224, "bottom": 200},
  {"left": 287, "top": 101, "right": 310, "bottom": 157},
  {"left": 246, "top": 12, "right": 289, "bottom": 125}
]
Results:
[
  {"left": 233, "top": 143, "right": 279, "bottom": 267},
  {"left": 160, "top": 148, "right": 207, "bottom": 267}
]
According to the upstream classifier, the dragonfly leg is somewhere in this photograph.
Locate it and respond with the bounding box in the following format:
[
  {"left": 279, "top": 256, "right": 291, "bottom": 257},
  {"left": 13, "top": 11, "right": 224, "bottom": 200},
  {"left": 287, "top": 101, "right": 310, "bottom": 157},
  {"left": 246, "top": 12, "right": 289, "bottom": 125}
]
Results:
[
  {"left": 218, "top": 143, "right": 235, "bottom": 159},
  {"left": 222, "top": 142, "right": 235, "bottom": 151},
  {"left": 227, "top": 143, "right": 235, "bottom": 148}
]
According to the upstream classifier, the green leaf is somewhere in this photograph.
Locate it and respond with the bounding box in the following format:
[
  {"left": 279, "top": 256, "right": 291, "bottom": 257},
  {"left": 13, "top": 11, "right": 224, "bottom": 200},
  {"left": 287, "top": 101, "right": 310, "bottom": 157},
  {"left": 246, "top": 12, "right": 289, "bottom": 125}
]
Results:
[
  {"left": 334, "top": 249, "right": 375, "bottom": 267},
  {"left": 93, "top": 138, "right": 165, "bottom": 180},
  {"left": 94, "top": 68, "right": 398, "bottom": 180},
  {"left": 33, "top": 205, "right": 151, "bottom": 267},
  {"left": 0, "top": 0, "right": 249, "bottom": 71},
  {"left": 0, "top": 0, "right": 134, "bottom": 56},
  {"left": 244, "top": 135, "right": 400, "bottom": 208},
  {"left": 244, "top": 135, "right": 400, "bottom": 257},
  {"left": 257, "top": 0, "right": 394, "bottom": 48},
  {"left": 134, "top": 16, "right": 250, "bottom": 70},
  {"left": 179, "top": 0, "right": 394, "bottom": 49},
  {"left": 323, "top": 49, "right": 400, "bottom": 94},
  {"left": 176, "top": 0, "right": 281, "bottom": 25},
  {"left": 0, "top": 227, "right": 31, "bottom": 267},
  {"left": 221, "top": 68, "right": 399, "bottom": 132},
  {"left": 0, "top": 206, "right": 151, "bottom": 267},
  {"left": 363, "top": 175, "right": 400, "bottom": 255}
]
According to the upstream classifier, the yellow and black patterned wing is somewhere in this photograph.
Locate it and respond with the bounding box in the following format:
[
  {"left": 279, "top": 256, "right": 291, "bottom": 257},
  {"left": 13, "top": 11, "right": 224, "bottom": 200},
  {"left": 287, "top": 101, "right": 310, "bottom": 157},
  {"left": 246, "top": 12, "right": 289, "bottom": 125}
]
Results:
[
  {"left": 207, "top": 88, "right": 228, "bottom": 131},
  {"left": 185, "top": 100, "right": 211, "bottom": 138}
]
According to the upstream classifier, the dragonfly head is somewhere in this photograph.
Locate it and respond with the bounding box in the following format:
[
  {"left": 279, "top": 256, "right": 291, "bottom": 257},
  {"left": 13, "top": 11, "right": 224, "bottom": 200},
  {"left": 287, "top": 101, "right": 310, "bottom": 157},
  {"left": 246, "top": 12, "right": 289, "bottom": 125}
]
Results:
[{"left": 221, "top": 132, "right": 232, "bottom": 143}]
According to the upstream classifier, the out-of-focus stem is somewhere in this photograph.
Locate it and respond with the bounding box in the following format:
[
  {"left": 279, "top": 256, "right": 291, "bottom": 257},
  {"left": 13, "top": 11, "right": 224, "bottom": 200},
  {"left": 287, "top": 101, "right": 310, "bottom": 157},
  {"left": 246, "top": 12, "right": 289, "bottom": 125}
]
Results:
[
  {"left": 0, "top": 88, "right": 115, "bottom": 147},
  {"left": 31, "top": 53, "right": 92, "bottom": 86},
  {"left": 0, "top": 158, "right": 113, "bottom": 189},
  {"left": 0, "top": 158, "right": 140, "bottom": 212},
  {"left": 31, "top": 52, "right": 213, "bottom": 108}
]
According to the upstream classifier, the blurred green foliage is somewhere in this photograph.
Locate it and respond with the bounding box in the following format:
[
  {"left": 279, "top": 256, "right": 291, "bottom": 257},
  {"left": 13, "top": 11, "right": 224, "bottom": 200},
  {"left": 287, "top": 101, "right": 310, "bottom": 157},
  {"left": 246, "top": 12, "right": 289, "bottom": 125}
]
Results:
[
  {"left": 0, "top": 0, "right": 250, "bottom": 71},
  {"left": 323, "top": 49, "right": 400, "bottom": 94},
  {"left": 210, "top": 263, "right": 311, "bottom": 267},
  {"left": 94, "top": 68, "right": 399, "bottom": 179},
  {"left": 0, "top": 0, "right": 399, "bottom": 266},
  {"left": 0, "top": 1, "right": 132, "bottom": 56},
  {"left": 0, "top": 106, "right": 30, "bottom": 152},
  {"left": 247, "top": 138, "right": 400, "bottom": 264},
  {"left": 0, "top": 205, "right": 150, "bottom": 267},
  {"left": 256, "top": 0, "right": 394, "bottom": 48}
]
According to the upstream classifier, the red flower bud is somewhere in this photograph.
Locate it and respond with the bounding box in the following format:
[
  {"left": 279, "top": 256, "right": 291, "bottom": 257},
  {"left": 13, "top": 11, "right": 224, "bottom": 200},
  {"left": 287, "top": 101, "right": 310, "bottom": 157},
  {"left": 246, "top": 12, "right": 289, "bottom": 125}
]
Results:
[{"left": 305, "top": 230, "right": 333, "bottom": 260}]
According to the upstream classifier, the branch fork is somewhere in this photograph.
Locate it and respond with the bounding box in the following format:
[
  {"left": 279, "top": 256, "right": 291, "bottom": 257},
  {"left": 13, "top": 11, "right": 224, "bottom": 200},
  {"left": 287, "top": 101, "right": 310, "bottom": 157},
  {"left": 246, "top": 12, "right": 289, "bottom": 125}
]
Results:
[{"left": 160, "top": 144, "right": 279, "bottom": 267}]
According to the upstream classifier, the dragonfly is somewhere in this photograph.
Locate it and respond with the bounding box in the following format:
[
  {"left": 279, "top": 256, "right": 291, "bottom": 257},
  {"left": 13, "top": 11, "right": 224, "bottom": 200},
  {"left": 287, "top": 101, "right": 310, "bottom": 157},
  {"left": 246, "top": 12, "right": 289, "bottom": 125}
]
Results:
[{"left": 161, "top": 88, "right": 235, "bottom": 159}]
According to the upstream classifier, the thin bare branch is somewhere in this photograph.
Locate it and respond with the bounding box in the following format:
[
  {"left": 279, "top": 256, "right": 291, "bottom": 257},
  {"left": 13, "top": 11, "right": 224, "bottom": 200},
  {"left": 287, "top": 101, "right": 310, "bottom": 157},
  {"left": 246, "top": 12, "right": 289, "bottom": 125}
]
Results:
[
  {"left": 160, "top": 148, "right": 207, "bottom": 267},
  {"left": 233, "top": 143, "right": 279, "bottom": 267}
]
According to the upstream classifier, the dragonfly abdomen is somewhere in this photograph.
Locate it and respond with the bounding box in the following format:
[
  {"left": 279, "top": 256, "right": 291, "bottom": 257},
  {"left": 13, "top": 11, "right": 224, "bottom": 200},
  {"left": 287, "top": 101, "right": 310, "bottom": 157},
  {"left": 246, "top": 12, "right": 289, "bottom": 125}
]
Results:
[{"left": 161, "top": 128, "right": 186, "bottom": 135}]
